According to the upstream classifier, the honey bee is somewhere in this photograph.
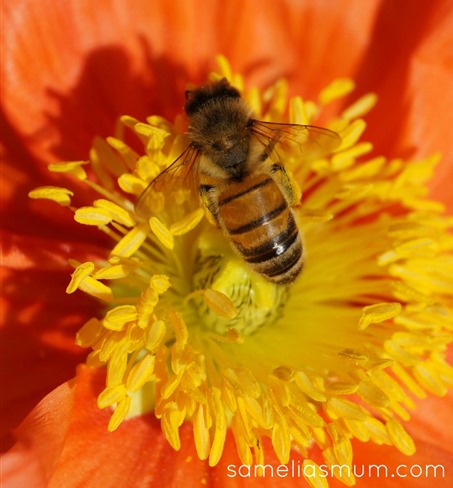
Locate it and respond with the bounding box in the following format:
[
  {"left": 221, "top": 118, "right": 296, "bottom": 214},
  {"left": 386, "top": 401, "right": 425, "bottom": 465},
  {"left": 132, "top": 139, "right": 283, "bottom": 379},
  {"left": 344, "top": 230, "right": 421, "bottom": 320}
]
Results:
[{"left": 137, "top": 78, "right": 340, "bottom": 284}]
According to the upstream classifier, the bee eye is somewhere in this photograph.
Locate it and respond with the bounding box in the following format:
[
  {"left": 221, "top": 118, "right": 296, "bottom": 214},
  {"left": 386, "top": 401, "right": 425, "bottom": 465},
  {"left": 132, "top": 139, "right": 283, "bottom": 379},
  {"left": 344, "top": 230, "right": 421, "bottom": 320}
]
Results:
[{"left": 210, "top": 141, "right": 222, "bottom": 151}]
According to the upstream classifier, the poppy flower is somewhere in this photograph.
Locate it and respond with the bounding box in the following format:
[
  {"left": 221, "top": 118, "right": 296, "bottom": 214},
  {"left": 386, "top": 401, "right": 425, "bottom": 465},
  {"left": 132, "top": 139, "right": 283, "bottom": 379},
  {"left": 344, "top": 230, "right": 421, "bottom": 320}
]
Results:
[{"left": 2, "top": 1, "right": 453, "bottom": 487}]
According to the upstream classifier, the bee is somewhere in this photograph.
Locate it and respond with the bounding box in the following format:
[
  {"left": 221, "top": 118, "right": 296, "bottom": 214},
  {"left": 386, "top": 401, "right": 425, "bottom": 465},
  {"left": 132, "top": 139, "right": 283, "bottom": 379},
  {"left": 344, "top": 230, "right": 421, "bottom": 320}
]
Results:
[{"left": 137, "top": 78, "right": 340, "bottom": 284}]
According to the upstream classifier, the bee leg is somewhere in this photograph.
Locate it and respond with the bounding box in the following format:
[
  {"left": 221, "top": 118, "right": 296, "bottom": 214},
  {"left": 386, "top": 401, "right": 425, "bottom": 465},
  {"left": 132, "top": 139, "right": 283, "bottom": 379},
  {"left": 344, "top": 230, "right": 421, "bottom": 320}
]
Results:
[
  {"left": 199, "top": 184, "right": 219, "bottom": 217},
  {"left": 270, "top": 164, "right": 295, "bottom": 205}
]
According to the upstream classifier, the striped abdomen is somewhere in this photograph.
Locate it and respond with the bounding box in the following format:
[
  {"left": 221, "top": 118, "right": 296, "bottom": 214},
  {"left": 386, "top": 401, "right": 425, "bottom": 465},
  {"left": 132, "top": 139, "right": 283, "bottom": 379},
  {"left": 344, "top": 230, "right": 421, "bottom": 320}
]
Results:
[{"left": 216, "top": 173, "right": 303, "bottom": 284}]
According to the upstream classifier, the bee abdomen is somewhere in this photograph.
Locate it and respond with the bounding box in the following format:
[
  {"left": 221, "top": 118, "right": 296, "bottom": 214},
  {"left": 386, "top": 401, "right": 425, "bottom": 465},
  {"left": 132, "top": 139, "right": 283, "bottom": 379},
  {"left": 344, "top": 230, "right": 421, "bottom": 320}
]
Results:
[
  {"left": 228, "top": 202, "right": 287, "bottom": 235},
  {"left": 260, "top": 232, "right": 303, "bottom": 284},
  {"left": 232, "top": 212, "right": 303, "bottom": 284},
  {"left": 218, "top": 174, "right": 303, "bottom": 284}
]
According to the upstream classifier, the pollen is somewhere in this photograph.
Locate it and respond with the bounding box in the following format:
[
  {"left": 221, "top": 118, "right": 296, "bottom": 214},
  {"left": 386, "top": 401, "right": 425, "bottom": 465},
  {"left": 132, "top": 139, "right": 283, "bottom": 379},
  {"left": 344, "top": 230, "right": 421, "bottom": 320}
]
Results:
[{"left": 30, "top": 56, "right": 453, "bottom": 487}]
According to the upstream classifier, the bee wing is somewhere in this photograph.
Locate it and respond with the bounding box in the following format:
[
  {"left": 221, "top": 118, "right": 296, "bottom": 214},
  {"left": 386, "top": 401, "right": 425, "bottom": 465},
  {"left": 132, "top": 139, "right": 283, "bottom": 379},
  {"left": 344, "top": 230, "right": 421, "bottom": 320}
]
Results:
[
  {"left": 135, "top": 144, "right": 201, "bottom": 220},
  {"left": 250, "top": 120, "right": 341, "bottom": 160}
]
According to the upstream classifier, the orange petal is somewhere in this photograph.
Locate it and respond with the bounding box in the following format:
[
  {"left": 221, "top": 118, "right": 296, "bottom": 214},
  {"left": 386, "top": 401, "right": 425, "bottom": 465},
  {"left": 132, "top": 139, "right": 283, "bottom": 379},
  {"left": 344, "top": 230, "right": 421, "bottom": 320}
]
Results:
[
  {"left": 407, "top": 384, "right": 453, "bottom": 457},
  {"left": 347, "top": 0, "right": 453, "bottom": 211},
  {"left": 340, "top": 438, "right": 453, "bottom": 487},
  {"left": 0, "top": 265, "right": 99, "bottom": 451},
  {"left": 2, "top": 0, "right": 381, "bottom": 163},
  {"left": 2, "top": 0, "right": 200, "bottom": 164},
  {"left": 1, "top": 231, "right": 107, "bottom": 271},
  {"left": 6, "top": 366, "right": 310, "bottom": 487},
  {"left": 6, "top": 365, "right": 453, "bottom": 487},
  {"left": 0, "top": 144, "right": 110, "bottom": 246},
  {"left": 4, "top": 380, "right": 75, "bottom": 482},
  {"left": 1, "top": 443, "right": 48, "bottom": 488}
]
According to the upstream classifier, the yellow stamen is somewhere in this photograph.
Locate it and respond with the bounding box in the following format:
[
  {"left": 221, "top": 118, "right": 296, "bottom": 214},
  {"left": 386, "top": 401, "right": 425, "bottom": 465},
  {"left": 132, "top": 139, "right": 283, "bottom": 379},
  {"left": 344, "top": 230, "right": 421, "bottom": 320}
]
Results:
[
  {"left": 93, "top": 199, "right": 135, "bottom": 227},
  {"left": 28, "top": 186, "right": 73, "bottom": 206},
  {"left": 110, "top": 223, "right": 148, "bottom": 257},
  {"left": 331, "top": 142, "right": 373, "bottom": 170},
  {"left": 74, "top": 206, "right": 112, "bottom": 226},
  {"left": 319, "top": 78, "right": 355, "bottom": 105},
  {"left": 359, "top": 302, "right": 402, "bottom": 330},
  {"left": 149, "top": 217, "right": 174, "bottom": 249},
  {"left": 303, "top": 460, "right": 330, "bottom": 488},
  {"left": 83, "top": 278, "right": 115, "bottom": 301},
  {"left": 144, "top": 320, "right": 166, "bottom": 349},
  {"left": 66, "top": 262, "right": 95, "bottom": 293},
  {"left": 118, "top": 173, "right": 148, "bottom": 195},
  {"left": 106, "top": 137, "right": 139, "bottom": 170},
  {"left": 341, "top": 93, "right": 378, "bottom": 120},
  {"left": 126, "top": 354, "right": 156, "bottom": 391},
  {"left": 103, "top": 305, "right": 137, "bottom": 331},
  {"left": 208, "top": 388, "right": 227, "bottom": 467},
  {"left": 75, "top": 317, "right": 102, "bottom": 347},
  {"left": 386, "top": 418, "right": 416, "bottom": 456},
  {"left": 170, "top": 208, "right": 205, "bottom": 236},
  {"left": 202, "top": 289, "right": 237, "bottom": 319},
  {"left": 98, "top": 384, "right": 127, "bottom": 408},
  {"left": 93, "top": 264, "right": 130, "bottom": 280},
  {"left": 289, "top": 96, "right": 310, "bottom": 125},
  {"left": 108, "top": 395, "right": 131, "bottom": 431},
  {"left": 336, "top": 119, "right": 367, "bottom": 151},
  {"left": 48, "top": 161, "right": 88, "bottom": 180}
]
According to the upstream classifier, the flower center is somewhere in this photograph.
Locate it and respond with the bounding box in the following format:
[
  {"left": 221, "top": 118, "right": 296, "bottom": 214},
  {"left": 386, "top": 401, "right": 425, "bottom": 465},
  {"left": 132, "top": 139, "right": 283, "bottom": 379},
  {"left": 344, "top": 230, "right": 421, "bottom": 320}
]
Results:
[{"left": 190, "top": 226, "right": 289, "bottom": 335}]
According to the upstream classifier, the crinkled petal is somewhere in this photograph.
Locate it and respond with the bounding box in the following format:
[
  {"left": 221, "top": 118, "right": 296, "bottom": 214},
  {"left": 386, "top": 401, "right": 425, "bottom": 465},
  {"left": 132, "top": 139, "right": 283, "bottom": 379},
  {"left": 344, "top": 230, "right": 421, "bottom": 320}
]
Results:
[
  {"left": 342, "top": 438, "right": 453, "bottom": 487},
  {"left": 407, "top": 384, "right": 453, "bottom": 457},
  {"left": 349, "top": 0, "right": 453, "bottom": 210},
  {"left": 6, "top": 366, "right": 316, "bottom": 487},
  {"left": 0, "top": 0, "right": 381, "bottom": 164},
  {"left": 0, "top": 266, "right": 98, "bottom": 451}
]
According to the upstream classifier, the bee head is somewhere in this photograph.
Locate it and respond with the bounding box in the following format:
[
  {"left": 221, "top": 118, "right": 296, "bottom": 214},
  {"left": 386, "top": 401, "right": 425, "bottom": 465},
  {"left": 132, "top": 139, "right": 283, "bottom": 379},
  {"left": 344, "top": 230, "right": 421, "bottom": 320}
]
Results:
[{"left": 185, "top": 78, "right": 241, "bottom": 116}]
